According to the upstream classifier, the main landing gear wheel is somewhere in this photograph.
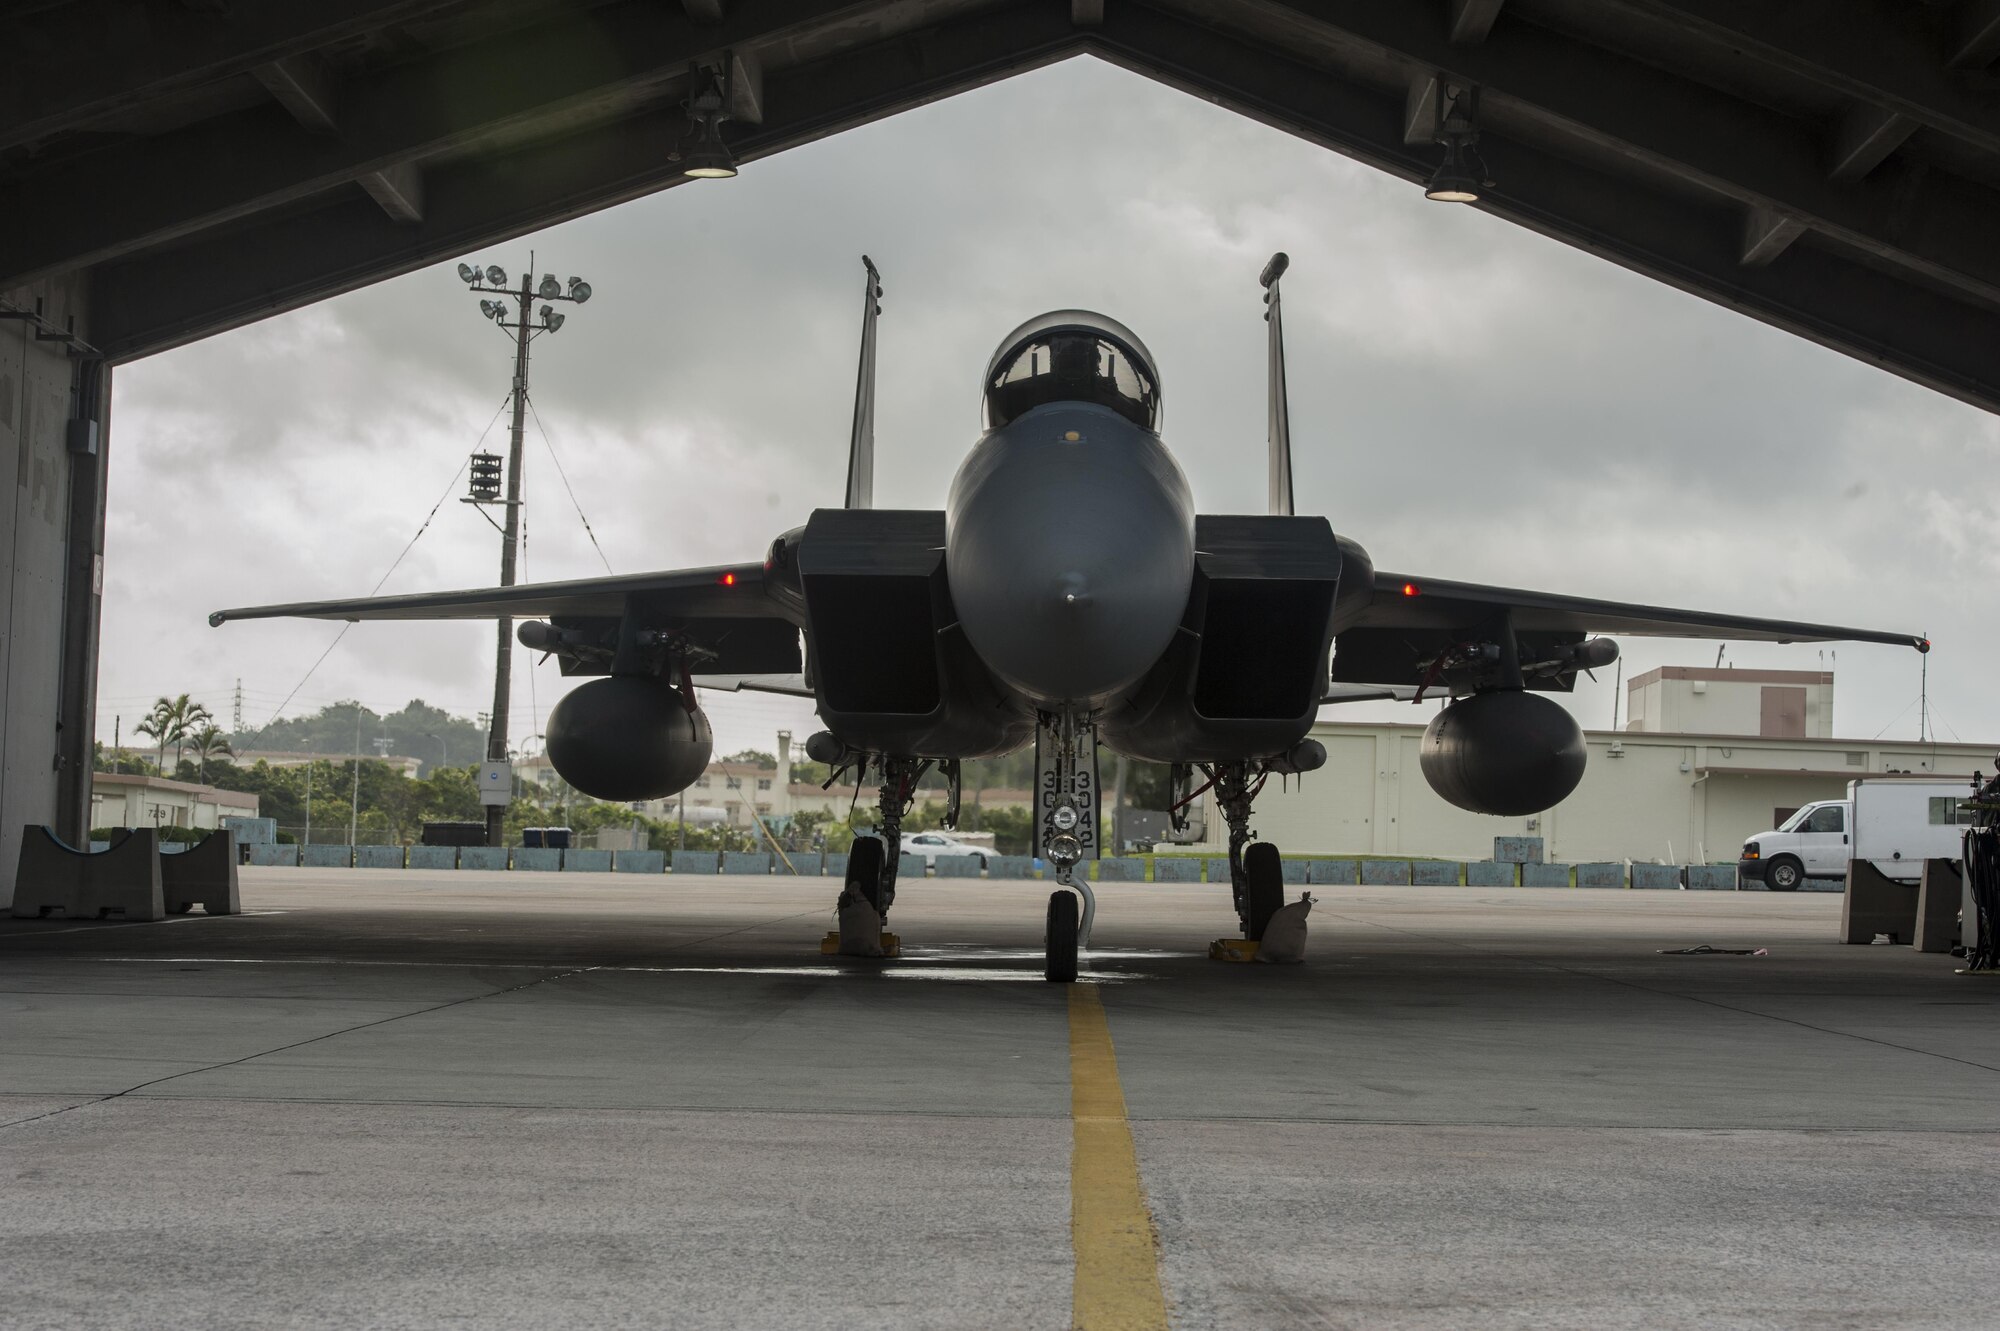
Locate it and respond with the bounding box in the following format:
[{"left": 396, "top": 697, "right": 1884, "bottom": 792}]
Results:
[
  {"left": 1045, "top": 890, "right": 1080, "bottom": 984},
  {"left": 1242, "top": 842, "right": 1286, "bottom": 941}
]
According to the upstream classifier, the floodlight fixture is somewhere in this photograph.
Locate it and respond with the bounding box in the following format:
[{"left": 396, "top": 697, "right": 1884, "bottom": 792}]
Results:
[
  {"left": 538, "top": 274, "right": 561, "bottom": 299},
  {"left": 545, "top": 311, "right": 566, "bottom": 332},
  {"left": 568, "top": 278, "right": 591, "bottom": 303},
  {"left": 1425, "top": 78, "right": 1490, "bottom": 204},
  {"left": 485, "top": 265, "right": 508, "bottom": 286},
  {"left": 674, "top": 57, "right": 738, "bottom": 180},
  {"left": 680, "top": 117, "right": 738, "bottom": 178},
  {"left": 1425, "top": 143, "right": 1482, "bottom": 203},
  {"left": 457, "top": 263, "right": 478, "bottom": 283}
]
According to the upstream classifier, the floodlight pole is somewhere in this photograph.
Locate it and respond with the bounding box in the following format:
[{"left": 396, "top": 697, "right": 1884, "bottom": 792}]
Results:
[{"left": 483, "top": 270, "right": 535, "bottom": 848}]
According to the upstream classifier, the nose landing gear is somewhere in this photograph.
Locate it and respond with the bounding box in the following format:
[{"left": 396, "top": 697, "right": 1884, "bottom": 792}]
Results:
[
  {"left": 1045, "top": 889, "right": 1080, "bottom": 983},
  {"left": 1037, "top": 709, "right": 1100, "bottom": 983}
]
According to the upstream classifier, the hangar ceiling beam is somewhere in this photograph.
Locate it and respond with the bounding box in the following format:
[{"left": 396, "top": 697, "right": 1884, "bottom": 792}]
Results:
[
  {"left": 1446, "top": 0, "right": 1503, "bottom": 46},
  {"left": 0, "top": 0, "right": 854, "bottom": 291},
  {"left": 1955, "top": 0, "right": 2000, "bottom": 68},
  {"left": 252, "top": 55, "right": 423, "bottom": 223},
  {"left": 1601, "top": 0, "right": 2000, "bottom": 156},
  {"left": 1828, "top": 105, "right": 1916, "bottom": 183},
  {"left": 1091, "top": 4, "right": 2000, "bottom": 414},
  {"left": 87, "top": 1, "right": 1082, "bottom": 361},
  {"left": 681, "top": 0, "right": 724, "bottom": 20},
  {"left": 0, "top": 0, "right": 463, "bottom": 151},
  {"left": 1256, "top": 2, "right": 2000, "bottom": 310}
]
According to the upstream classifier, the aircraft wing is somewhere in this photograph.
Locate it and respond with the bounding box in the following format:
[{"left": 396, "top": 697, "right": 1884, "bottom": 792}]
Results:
[
  {"left": 1333, "top": 572, "right": 1926, "bottom": 689},
  {"left": 208, "top": 561, "right": 772, "bottom": 625},
  {"left": 1355, "top": 574, "right": 1928, "bottom": 648}
]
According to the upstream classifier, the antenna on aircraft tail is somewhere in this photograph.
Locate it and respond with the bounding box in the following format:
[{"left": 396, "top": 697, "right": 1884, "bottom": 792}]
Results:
[
  {"left": 1261, "top": 252, "right": 1294, "bottom": 517},
  {"left": 845, "top": 255, "right": 882, "bottom": 509}
]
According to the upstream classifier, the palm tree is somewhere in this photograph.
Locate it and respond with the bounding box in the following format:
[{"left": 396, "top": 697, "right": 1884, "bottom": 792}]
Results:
[
  {"left": 188, "top": 723, "right": 232, "bottom": 785},
  {"left": 134, "top": 694, "right": 215, "bottom": 776}
]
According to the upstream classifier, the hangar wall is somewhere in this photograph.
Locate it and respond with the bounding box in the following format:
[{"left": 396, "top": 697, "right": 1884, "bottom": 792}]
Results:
[
  {"left": 1199, "top": 720, "right": 1993, "bottom": 866},
  {"left": 0, "top": 274, "right": 98, "bottom": 909}
]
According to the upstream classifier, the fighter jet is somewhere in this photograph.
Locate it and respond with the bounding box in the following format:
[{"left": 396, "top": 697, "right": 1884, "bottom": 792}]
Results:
[{"left": 212, "top": 255, "right": 1927, "bottom": 981}]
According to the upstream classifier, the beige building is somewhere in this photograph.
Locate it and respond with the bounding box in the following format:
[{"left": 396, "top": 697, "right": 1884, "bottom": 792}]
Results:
[
  {"left": 91, "top": 772, "right": 259, "bottom": 831},
  {"left": 1192, "top": 669, "right": 1987, "bottom": 865},
  {"left": 1624, "top": 667, "right": 1835, "bottom": 739}
]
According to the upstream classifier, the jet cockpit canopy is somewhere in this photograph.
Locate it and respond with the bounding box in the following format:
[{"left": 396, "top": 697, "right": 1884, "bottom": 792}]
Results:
[{"left": 983, "top": 310, "right": 1160, "bottom": 432}]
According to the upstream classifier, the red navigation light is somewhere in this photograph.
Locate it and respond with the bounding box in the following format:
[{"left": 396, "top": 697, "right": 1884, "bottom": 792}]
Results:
[
  {"left": 1402, "top": 582, "right": 1421, "bottom": 597},
  {"left": 720, "top": 572, "right": 737, "bottom": 586}
]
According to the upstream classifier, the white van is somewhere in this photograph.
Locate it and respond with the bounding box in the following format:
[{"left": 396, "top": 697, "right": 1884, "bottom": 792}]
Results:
[{"left": 1740, "top": 776, "right": 1972, "bottom": 891}]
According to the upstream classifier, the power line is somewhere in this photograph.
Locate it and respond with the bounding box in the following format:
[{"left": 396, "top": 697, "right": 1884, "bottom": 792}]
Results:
[
  {"left": 259, "top": 401, "right": 504, "bottom": 731},
  {"left": 525, "top": 392, "right": 616, "bottom": 575}
]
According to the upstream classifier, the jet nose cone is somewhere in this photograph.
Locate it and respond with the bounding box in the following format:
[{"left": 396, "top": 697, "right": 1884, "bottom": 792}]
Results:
[{"left": 946, "top": 410, "right": 1194, "bottom": 707}]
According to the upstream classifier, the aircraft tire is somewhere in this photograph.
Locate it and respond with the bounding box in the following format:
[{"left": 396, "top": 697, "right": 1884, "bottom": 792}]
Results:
[
  {"left": 847, "top": 836, "right": 887, "bottom": 911},
  {"left": 1766, "top": 855, "right": 1803, "bottom": 892},
  {"left": 1045, "top": 890, "right": 1080, "bottom": 983},
  {"left": 168, "top": 901, "right": 194, "bottom": 915},
  {"left": 1243, "top": 842, "right": 1285, "bottom": 940}
]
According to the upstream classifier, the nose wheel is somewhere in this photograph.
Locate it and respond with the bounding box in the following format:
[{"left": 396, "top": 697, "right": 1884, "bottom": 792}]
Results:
[{"left": 1045, "top": 889, "right": 1080, "bottom": 983}]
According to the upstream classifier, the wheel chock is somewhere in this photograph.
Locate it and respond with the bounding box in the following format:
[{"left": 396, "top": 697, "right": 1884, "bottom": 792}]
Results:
[
  {"left": 821, "top": 931, "right": 901, "bottom": 958},
  {"left": 1208, "top": 937, "right": 1260, "bottom": 962}
]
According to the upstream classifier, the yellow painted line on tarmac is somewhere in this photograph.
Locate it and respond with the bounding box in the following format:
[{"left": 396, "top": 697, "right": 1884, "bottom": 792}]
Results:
[{"left": 1068, "top": 983, "right": 1169, "bottom": 1331}]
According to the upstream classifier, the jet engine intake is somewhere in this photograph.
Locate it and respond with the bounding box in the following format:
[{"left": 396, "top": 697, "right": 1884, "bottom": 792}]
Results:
[
  {"left": 545, "top": 676, "right": 712, "bottom": 801},
  {"left": 1419, "top": 690, "right": 1585, "bottom": 816}
]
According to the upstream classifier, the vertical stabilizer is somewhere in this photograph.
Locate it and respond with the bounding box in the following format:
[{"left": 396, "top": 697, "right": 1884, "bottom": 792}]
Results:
[
  {"left": 845, "top": 256, "right": 883, "bottom": 509},
  {"left": 1260, "top": 251, "right": 1294, "bottom": 516}
]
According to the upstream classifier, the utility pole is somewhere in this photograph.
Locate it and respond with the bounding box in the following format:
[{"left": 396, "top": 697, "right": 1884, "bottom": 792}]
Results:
[
  {"left": 455, "top": 258, "right": 593, "bottom": 847},
  {"left": 232, "top": 678, "right": 243, "bottom": 733},
  {"left": 349, "top": 708, "right": 361, "bottom": 847}
]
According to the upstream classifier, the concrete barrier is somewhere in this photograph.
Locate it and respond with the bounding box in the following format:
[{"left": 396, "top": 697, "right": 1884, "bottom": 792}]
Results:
[
  {"left": 1576, "top": 862, "right": 1626, "bottom": 890},
  {"left": 1279, "top": 858, "right": 1308, "bottom": 885},
  {"left": 88, "top": 839, "right": 109, "bottom": 853},
  {"left": 1842, "top": 858, "right": 1917, "bottom": 943},
  {"left": 822, "top": 853, "right": 849, "bottom": 880},
  {"left": 356, "top": 845, "right": 404, "bottom": 869},
  {"left": 1096, "top": 857, "right": 1145, "bottom": 882},
  {"left": 301, "top": 844, "right": 353, "bottom": 868},
  {"left": 1307, "top": 859, "right": 1358, "bottom": 885},
  {"left": 931, "top": 855, "right": 981, "bottom": 878},
  {"left": 721, "top": 852, "right": 770, "bottom": 875},
  {"left": 1914, "top": 858, "right": 1961, "bottom": 953},
  {"left": 1152, "top": 858, "right": 1201, "bottom": 882},
  {"left": 899, "top": 853, "right": 926, "bottom": 879},
  {"left": 1361, "top": 860, "right": 1410, "bottom": 886},
  {"left": 778, "top": 851, "right": 822, "bottom": 876},
  {"left": 457, "top": 846, "right": 507, "bottom": 871},
  {"left": 1205, "top": 858, "right": 1233, "bottom": 884},
  {"left": 160, "top": 832, "right": 240, "bottom": 916},
  {"left": 12, "top": 826, "right": 165, "bottom": 920},
  {"left": 1465, "top": 860, "right": 1517, "bottom": 887},
  {"left": 1410, "top": 860, "right": 1459, "bottom": 886},
  {"left": 987, "top": 855, "right": 1034, "bottom": 879},
  {"left": 563, "top": 849, "right": 612, "bottom": 872},
  {"left": 1494, "top": 836, "right": 1544, "bottom": 864},
  {"left": 672, "top": 850, "right": 719, "bottom": 875},
  {"left": 1630, "top": 863, "right": 1680, "bottom": 890},
  {"left": 614, "top": 849, "right": 666, "bottom": 874},
  {"left": 1684, "top": 865, "right": 1735, "bottom": 891},
  {"left": 1522, "top": 862, "right": 1573, "bottom": 887},
  {"left": 513, "top": 847, "right": 561, "bottom": 871},
  {"left": 407, "top": 846, "right": 456, "bottom": 870},
  {"left": 248, "top": 843, "right": 300, "bottom": 867}
]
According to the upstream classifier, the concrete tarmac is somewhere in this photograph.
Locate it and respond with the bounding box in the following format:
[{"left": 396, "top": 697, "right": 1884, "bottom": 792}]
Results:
[{"left": 3, "top": 871, "right": 1997, "bottom": 1329}]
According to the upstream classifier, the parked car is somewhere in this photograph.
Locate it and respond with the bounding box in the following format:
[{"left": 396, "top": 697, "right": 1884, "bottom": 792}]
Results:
[{"left": 903, "top": 831, "right": 991, "bottom": 868}]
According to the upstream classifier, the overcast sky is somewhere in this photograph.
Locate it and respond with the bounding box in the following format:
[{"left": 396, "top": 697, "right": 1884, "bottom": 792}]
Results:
[{"left": 101, "top": 58, "right": 1997, "bottom": 763}]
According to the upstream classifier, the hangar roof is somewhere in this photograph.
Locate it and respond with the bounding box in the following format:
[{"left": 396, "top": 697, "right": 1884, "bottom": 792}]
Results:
[{"left": 5, "top": 0, "right": 1998, "bottom": 411}]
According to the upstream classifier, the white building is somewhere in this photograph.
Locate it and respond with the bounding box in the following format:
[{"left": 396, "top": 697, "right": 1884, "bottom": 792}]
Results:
[
  {"left": 1192, "top": 668, "right": 1988, "bottom": 865},
  {"left": 91, "top": 772, "right": 259, "bottom": 831}
]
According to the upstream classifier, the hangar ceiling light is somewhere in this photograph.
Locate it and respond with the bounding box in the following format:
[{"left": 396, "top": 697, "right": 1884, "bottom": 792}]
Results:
[{"left": 1425, "top": 78, "right": 1490, "bottom": 204}]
